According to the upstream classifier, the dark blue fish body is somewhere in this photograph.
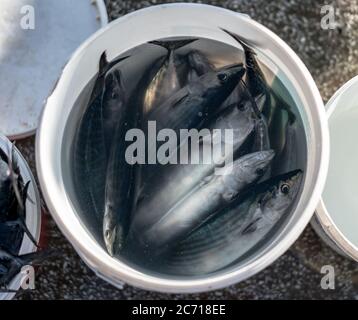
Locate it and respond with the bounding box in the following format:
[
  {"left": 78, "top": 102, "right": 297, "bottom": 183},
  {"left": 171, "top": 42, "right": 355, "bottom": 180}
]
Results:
[
  {"left": 103, "top": 115, "right": 135, "bottom": 256},
  {"left": 103, "top": 53, "right": 171, "bottom": 256},
  {"left": 128, "top": 150, "right": 275, "bottom": 257},
  {"left": 164, "top": 170, "right": 302, "bottom": 275},
  {"left": 139, "top": 63, "right": 246, "bottom": 190},
  {"left": 130, "top": 101, "right": 256, "bottom": 241},
  {"left": 73, "top": 53, "right": 129, "bottom": 225},
  {"left": 145, "top": 64, "right": 246, "bottom": 135},
  {"left": 0, "top": 223, "right": 22, "bottom": 254}
]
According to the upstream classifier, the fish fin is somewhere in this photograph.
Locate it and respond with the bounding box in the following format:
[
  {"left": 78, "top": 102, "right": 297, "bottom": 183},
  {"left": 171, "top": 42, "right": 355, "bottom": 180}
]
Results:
[
  {"left": 98, "top": 51, "right": 130, "bottom": 77},
  {"left": 255, "top": 93, "right": 267, "bottom": 113},
  {"left": 220, "top": 28, "right": 256, "bottom": 55},
  {"left": 170, "top": 91, "right": 189, "bottom": 109},
  {"left": 149, "top": 39, "right": 198, "bottom": 52},
  {"left": 99, "top": 51, "right": 108, "bottom": 74},
  {"left": 9, "top": 218, "right": 39, "bottom": 249},
  {"left": 240, "top": 80, "right": 262, "bottom": 118},
  {"left": 11, "top": 181, "right": 40, "bottom": 248},
  {"left": 241, "top": 217, "right": 262, "bottom": 235},
  {"left": 7, "top": 143, "right": 23, "bottom": 211}
]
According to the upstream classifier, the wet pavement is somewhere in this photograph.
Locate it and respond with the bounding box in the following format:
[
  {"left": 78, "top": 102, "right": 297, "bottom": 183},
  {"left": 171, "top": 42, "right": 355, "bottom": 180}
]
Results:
[{"left": 14, "top": 0, "right": 358, "bottom": 299}]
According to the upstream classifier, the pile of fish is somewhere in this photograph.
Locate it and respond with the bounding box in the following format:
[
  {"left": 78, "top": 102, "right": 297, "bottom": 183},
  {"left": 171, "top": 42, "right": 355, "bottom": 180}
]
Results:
[
  {"left": 75, "top": 29, "right": 303, "bottom": 275},
  {"left": 0, "top": 143, "right": 43, "bottom": 292}
]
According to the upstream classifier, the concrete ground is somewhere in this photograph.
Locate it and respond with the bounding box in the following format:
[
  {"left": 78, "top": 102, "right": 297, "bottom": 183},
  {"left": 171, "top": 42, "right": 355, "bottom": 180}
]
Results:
[{"left": 15, "top": 0, "right": 358, "bottom": 299}]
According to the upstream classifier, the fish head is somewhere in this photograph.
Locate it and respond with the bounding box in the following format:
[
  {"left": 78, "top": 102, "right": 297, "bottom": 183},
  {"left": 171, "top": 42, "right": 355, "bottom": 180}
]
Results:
[
  {"left": 103, "top": 70, "right": 125, "bottom": 107},
  {"left": 217, "top": 63, "right": 246, "bottom": 86},
  {"left": 276, "top": 170, "right": 303, "bottom": 203},
  {"left": 201, "top": 64, "right": 245, "bottom": 101},
  {"left": 103, "top": 206, "right": 117, "bottom": 256},
  {"left": 103, "top": 205, "right": 125, "bottom": 257},
  {"left": 239, "top": 150, "right": 275, "bottom": 181},
  {"left": 261, "top": 170, "right": 303, "bottom": 219}
]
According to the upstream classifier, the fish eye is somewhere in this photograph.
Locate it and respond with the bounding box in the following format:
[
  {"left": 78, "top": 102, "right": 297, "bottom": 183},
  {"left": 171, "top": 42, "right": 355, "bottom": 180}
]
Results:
[
  {"left": 280, "top": 183, "right": 290, "bottom": 194},
  {"left": 111, "top": 91, "right": 119, "bottom": 99},
  {"left": 256, "top": 168, "right": 264, "bottom": 176},
  {"left": 105, "top": 230, "right": 110, "bottom": 239},
  {"left": 217, "top": 73, "right": 228, "bottom": 83},
  {"left": 238, "top": 102, "right": 247, "bottom": 111}
]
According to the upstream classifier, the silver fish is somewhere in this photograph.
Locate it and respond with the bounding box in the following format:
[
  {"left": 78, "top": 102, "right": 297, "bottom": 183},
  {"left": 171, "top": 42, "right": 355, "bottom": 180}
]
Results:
[
  {"left": 143, "top": 39, "right": 198, "bottom": 114},
  {"left": 73, "top": 52, "right": 129, "bottom": 224},
  {"left": 103, "top": 122, "right": 134, "bottom": 256},
  {"left": 145, "top": 63, "right": 246, "bottom": 135},
  {"left": 130, "top": 150, "right": 275, "bottom": 257},
  {"left": 165, "top": 170, "right": 303, "bottom": 275},
  {"left": 129, "top": 102, "right": 256, "bottom": 243},
  {"left": 139, "top": 63, "right": 247, "bottom": 184},
  {"left": 103, "top": 54, "right": 170, "bottom": 255}
]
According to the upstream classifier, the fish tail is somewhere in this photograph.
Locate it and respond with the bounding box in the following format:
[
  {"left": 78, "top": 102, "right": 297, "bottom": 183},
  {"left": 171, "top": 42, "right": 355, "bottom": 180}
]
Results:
[
  {"left": 99, "top": 51, "right": 108, "bottom": 74},
  {"left": 98, "top": 51, "right": 130, "bottom": 77},
  {"left": 149, "top": 39, "right": 198, "bottom": 52},
  {"left": 220, "top": 28, "right": 255, "bottom": 55},
  {"left": 240, "top": 80, "right": 262, "bottom": 118}
]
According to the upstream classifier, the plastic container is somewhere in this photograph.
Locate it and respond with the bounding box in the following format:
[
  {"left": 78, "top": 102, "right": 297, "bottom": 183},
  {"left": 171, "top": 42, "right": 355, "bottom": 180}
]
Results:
[
  {"left": 313, "top": 76, "right": 358, "bottom": 262},
  {"left": 0, "top": 0, "right": 108, "bottom": 139},
  {"left": 0, "top": 134, "right": 41, "bottom": 300},
  {"left": 36, "top": 4, "right": 329, "bottom": 293}
]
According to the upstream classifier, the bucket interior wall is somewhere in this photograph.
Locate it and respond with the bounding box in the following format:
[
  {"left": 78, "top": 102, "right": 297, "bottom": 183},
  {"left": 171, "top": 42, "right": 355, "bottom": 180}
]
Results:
[{"left": 322, "top": 85, "right": 358, "bottom": 249}]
